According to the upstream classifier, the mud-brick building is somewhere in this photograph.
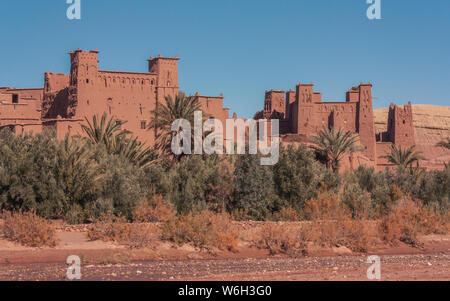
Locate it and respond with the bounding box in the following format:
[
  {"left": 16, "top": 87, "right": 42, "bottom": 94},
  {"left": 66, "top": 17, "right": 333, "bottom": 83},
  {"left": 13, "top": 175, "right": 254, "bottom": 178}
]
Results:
[
  {"left": 0, "top": 49, "right": 232, "bottom": 145},
  {"left": 257, "top": 83, "right": 416, "bottom": 170}
]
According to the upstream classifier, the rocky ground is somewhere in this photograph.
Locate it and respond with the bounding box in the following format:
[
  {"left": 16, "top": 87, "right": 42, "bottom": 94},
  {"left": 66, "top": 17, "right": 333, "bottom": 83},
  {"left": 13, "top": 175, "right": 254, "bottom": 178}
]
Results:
[
  {"left": 0, "top": 253, "right": 448, "bottom": 281},
  {"left": 0, "top": 226, "right": 448, "bottom": 281}
]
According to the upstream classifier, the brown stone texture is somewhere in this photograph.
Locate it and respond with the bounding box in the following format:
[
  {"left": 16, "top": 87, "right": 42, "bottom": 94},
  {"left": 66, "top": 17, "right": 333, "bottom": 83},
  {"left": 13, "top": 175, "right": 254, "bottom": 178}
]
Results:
[{"left": 375, "top": 105, "right": 450, "bottom": 169}]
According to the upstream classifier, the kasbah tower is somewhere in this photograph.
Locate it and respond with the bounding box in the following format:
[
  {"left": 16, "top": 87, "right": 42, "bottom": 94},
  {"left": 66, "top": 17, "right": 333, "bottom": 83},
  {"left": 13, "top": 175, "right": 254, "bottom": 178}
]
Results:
[{"left": 0, "top": 48, "right": 427, "bottom": 171}]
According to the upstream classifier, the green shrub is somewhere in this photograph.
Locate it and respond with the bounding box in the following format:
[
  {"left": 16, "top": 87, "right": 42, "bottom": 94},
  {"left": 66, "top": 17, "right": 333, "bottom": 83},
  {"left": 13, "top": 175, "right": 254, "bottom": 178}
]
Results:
[
  {"left": 163, "top": 154, "right": 235, "bottom": 214},
  {"left": 232, "top": 153, "right": 278, "bottom": 220},
  {"left": 272, "top": 145, "right": 325, "bottom": 211}
]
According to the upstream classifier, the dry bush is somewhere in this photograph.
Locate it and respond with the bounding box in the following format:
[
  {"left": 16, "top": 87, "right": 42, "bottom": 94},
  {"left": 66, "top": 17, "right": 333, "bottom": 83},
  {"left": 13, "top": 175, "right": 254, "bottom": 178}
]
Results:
[
  {"left": 379, "top": 199, "right": 449, "bottom": 247},
  {"left": 303, "top": 192, "right": 374, "bottom": 252},
  {"left": 88, "top": 216, "right": 159, "bottom": 248},
  {"left": 375, "top": 184, "right": 404, "bottom": 218},
  {"left": 161, "top": 210, "right": 240, "bottom": 252},
  {"left": 378, "top": 199, "right": 422, "bottom": 247},
  {"left": 1, "top": 211, "right": 58, "bottom": 247},
  {"left": 339, "top": 219, "right": 373, "bottom": 252},
  {"left": 302, "top": 219, "right": 372, "bottom": 252},
  {"left": 255, "top": 222, "right": 309, "bottom": 256},
  {"left": 230, "top": 208, "right": 252, "bottom": 221},
  {"left": 304, "top": 191, "right": 348, "bottom": 221},
  {"left": 133, "top": 195, "right": 176, "bottom": 223},
  {"left": 416, "top": 208, "right": 449, "bottom": 235},
  {"left": 270, "top": 206, "right": 301, "bottom": 222}
]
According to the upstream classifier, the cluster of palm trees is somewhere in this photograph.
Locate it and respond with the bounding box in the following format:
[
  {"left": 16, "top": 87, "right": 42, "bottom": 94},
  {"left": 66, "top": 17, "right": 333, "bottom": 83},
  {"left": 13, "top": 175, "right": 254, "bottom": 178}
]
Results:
[
  {"left": 310, "top": 128, "right": 427, "bottom": 173},
  {"left": 311, "top": 127, "right": 450, "bottom": 173}
]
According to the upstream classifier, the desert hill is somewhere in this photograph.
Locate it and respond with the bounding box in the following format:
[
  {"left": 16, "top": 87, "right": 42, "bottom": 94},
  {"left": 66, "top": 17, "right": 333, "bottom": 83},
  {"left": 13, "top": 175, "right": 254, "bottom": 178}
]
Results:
[{"left": 374, "top": 105, "right": 450, "bottom": 168}]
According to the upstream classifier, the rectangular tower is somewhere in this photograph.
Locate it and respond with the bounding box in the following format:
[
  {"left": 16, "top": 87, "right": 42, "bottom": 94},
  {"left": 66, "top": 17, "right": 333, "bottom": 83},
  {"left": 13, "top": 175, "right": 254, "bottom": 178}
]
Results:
[
  {"left": 387, "top": 102, "right": 415, "bottom": 147},
  {"left": 263, "top": 90, "right": 285, "bottom": 119},
  {"left": 296, "top": 83, "right": 315, "bottom": 137},
  {"left": 357, "top": 83, "right": 377, "bottom": 161},
  {"left": 148, "top": 55, "right": 179, "bottom": 105},
  {"left": 68, "top": 49, "right": 99, "bottom": 118}
]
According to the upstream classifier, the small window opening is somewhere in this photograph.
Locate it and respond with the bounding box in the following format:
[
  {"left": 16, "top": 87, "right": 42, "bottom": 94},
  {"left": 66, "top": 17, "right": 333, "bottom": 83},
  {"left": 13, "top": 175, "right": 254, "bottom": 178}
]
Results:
[
  {"left": 12, "top": 94, "right": 19, "bottom": 104},
  {"left": 141, "top": 121, "right": 147, "bottom": 129}
]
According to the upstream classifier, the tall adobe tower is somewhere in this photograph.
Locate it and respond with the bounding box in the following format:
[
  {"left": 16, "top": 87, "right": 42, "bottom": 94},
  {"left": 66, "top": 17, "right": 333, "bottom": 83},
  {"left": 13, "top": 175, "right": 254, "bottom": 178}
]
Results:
[
  {"left": 263, "top": 90, "right": 285, "bottom": 119},
  {"left": 148, "top": 55, "right": 179, "bottom": 105},
  {"left": 68, "top": 49, "right": 99, "bottom": 118},
  {"left": 387, "top": 102, "right": 415, "bottom": 147},
  {"left": 357, "top": 83, "right": 377, "bottom": 161},
  {"left": 296, "top": 83, "right": 315, "bottom": 137}
]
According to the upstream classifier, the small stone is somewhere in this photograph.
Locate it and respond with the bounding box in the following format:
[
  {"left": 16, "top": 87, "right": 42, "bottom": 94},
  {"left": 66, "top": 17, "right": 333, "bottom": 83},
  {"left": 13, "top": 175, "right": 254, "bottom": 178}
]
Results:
[{"left": 332, "top": 246, "right": 352, "bottom": 255}]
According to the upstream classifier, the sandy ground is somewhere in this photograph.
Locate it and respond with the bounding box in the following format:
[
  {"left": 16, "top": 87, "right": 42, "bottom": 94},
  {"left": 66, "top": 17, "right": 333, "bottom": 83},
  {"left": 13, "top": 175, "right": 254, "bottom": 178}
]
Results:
[{"left": 0, "top": 228, "right": 449, "bottom": 281}]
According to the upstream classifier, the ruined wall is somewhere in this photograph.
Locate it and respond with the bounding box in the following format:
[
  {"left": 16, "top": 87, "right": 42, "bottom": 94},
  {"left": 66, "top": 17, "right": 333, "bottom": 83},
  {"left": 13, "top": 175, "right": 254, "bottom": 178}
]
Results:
[
  {"left": 314, "top": 102, "right": 357, "bottom": 133},
  {"left": 42, "top": 72, "right": 70, "bottom": 118},
  {"left": 0, "top": 88, "right": 43, "bottom": 133},
  {"left": 263, "top": 90, "right": 285, "bottom": 119},
  {"left": 376, "top": 142, "right": 394, "bottom": 170},
  {"left": 195, "top": 94, "right": 228, "bottom": 124}
]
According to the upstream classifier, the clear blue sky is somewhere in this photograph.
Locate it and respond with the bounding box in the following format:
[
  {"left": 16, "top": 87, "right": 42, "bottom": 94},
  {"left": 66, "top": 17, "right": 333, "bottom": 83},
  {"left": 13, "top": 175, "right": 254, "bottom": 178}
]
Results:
[{"left": 0, "top": 0, "right": 449, "bottom": 118}]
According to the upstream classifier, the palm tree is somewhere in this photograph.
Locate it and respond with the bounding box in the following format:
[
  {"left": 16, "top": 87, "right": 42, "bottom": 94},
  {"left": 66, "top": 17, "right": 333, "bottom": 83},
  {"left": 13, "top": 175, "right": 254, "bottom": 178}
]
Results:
[
  {"left": 149, "top": 92, "right": 205, "bottom": 159},
  {"left": 111, "top": 135, "right": 158, "bottom": 169},
  {"left": 81, "top": 113, "right": 130, "bottom": 154},
  {"left": 310, "top": 126, "right": 362, "bottom": 172},
  {"left": 81, "top": 113, "right": 158, "bottom": 168},
  {"left": 58, "top": 134, "right": 101, "bottom": 206},
  {"left": 382, "top": 144, "right": 425, "bottom": 171},
  {"left": 436, "top": 138, "right": 450, "bottom": 150}
]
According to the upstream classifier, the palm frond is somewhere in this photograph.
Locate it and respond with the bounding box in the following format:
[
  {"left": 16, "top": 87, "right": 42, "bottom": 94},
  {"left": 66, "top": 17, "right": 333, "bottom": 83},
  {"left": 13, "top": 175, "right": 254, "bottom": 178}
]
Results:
[
  {"left": 436, "top": 138, "right": 450, "bottom": 150},
  {"left": 149, "top": 92, "right": 206, "bottom": 160},
  {"left": 382, "top": 144, "right": 425, "bottom": 169},
  {"left": 310, "top": 126, "right": 362, "bottom": 171},
  {"left": 81, "top": 113, "right": 158, "bottom": 169}
]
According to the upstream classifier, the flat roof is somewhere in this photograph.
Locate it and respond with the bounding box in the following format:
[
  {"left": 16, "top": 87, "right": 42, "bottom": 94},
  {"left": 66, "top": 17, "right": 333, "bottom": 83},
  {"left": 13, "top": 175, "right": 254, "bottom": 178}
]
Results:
[{"left": 98, "top": 70, "right": 157, "bottom": 76}]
